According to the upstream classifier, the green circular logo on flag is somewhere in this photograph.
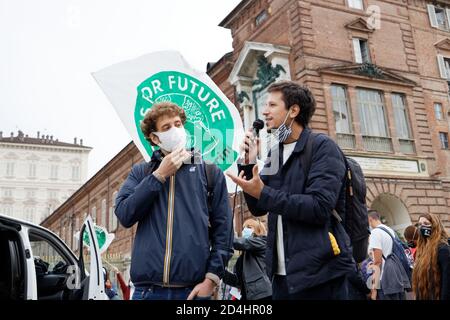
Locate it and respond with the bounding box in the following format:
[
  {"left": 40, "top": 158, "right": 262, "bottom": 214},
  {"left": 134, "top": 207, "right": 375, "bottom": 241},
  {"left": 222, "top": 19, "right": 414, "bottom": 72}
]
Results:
[
  {"left": 134, "top": 71, "right": 238, "bottom": 171},
  {"left": 80, "top": 223, "right": 114, "bottom": 254},
  {"left": 83, "top": 225, "right": 106, "bottom": 248}
]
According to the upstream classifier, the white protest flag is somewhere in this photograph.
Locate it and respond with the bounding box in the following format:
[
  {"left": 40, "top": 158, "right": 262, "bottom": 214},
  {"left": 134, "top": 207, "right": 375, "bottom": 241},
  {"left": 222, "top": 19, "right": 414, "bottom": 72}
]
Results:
[{"left": 92, "top": 51, "right": 244, "bottom": 191}]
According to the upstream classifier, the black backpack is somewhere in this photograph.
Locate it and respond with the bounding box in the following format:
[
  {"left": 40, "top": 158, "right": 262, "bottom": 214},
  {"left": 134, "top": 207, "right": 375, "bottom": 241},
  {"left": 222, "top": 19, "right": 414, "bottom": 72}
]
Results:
[
  {"left": 300, "top": 132, "right": 370, "bottom": 263},
  {"left": 377, "top": 226, "right": 413, "bottom": 281}
]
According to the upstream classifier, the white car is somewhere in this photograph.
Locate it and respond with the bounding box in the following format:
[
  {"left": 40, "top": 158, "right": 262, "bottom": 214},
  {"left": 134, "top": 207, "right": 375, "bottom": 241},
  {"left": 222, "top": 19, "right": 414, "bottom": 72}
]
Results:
[{"left": 0, "top": 214, "right": 107, "bottom": 300}]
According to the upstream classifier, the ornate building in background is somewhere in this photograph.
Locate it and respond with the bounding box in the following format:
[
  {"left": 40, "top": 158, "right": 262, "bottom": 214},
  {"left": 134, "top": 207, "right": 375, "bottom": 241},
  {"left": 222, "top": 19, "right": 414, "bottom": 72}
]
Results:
[{"left": 0, "top": 130, "right": 91, "bottom": 224}]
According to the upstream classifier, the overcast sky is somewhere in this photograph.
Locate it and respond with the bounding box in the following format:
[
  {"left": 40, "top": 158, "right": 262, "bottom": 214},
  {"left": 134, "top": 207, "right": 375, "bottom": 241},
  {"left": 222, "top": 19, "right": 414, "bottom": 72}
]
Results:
[{"left": 0, "top": 0, "right": 241, "bottom": 178}]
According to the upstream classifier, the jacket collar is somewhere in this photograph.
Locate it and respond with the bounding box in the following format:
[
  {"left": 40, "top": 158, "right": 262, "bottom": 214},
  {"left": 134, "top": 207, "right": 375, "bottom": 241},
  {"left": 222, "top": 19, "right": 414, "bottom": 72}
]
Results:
[
  {"left": 292, "top": 126, "right": 312, "bottom": 154},
  {"left": 151, "top": 149, "right": 164, "bottom": 162},
  {"left": 150, "top": 147, "right": 199, "bottom": 163}
]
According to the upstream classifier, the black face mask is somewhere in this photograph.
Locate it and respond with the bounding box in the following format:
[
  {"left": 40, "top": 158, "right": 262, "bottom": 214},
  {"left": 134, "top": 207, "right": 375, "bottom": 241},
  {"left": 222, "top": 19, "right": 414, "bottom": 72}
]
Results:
[
  {"left": 419, "top": 225, "right": 432, "bottom": 238},
  {"left": 407, "top": 241, "right": 416, "bottom": 248}
]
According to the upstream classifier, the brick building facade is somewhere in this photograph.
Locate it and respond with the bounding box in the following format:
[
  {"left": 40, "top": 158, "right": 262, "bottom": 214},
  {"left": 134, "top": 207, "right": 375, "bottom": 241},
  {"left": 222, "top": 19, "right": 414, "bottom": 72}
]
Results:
[{"left": 208, "top": 0, "right": 450, "bottom": 233}]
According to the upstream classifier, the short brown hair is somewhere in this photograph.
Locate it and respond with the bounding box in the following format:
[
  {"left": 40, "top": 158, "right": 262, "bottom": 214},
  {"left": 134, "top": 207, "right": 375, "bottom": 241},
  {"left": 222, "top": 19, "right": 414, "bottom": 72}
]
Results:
[
  {"left": 140, "top": 102, "right": 186, "bottom": 146},
  {"left": 267, "top": 80, "right": 316, "bottom": 127},
  {"left": 404, "top": 225, "right": 418, "bottom": 242}
]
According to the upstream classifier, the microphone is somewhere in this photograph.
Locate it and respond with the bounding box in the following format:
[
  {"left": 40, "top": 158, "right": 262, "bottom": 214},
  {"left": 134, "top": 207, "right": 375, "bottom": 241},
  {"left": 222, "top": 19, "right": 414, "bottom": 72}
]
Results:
[
  {"left": 238, "top": 119, "right": 264, "bottom": 164},
  {"left": 252, "top": 119, "right": 264, "bottom": 139}
]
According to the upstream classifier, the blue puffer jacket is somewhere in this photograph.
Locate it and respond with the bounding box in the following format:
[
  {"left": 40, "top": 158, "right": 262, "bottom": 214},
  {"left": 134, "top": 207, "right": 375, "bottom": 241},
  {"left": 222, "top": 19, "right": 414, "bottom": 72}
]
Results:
[
  {"left": 115, "top": 150, "right": 233, "bottom": 287},
  {"left": 239, "top": 128, "right": 355, "bottom": 294}
]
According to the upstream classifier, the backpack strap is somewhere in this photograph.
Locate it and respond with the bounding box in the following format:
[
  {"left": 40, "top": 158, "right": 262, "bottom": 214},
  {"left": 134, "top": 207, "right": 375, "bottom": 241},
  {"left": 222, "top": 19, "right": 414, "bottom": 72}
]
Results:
[
  {"left": 375, "top": 226, "right": 396, "bottom": 260},
  {"left": 299, "top": 132, "right": 318, "bottom": 179},
  {"left": 299, "top": 132, "right": 343, "bottom": 223}
]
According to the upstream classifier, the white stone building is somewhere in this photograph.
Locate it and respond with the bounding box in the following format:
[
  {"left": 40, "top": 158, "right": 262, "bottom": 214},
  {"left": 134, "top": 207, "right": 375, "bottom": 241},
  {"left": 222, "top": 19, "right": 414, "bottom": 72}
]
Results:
[{"left": 0, "top": 130, "right": 91, "bottom": 224}]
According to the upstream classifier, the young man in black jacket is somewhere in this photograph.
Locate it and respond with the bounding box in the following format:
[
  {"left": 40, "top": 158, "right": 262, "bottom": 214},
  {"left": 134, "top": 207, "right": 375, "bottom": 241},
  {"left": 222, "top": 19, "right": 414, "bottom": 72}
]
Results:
[{"left": 228, "top": 81, "right": 355, "bottom": 300}]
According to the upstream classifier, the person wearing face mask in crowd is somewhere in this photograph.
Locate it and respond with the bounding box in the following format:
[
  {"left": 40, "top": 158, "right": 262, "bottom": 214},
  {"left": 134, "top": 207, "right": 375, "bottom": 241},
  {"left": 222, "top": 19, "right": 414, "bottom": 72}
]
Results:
[
  {"left": 412, "top": 213, "right": 450, "bottom": 300},
  {"left": 115, "top": 102, "right": 233, "bottom": 300},
  {"left": 227, "top": 80, "right": 355, "bottom": 300},
  {"left": 222, "top": 218, "right": 272, "bottom": 300},
  {"left": 404, "top": 225, "right": 419, "bottom": 262},
  {"left": 367, "top": 210, "right": 410, "bottom": 300}
]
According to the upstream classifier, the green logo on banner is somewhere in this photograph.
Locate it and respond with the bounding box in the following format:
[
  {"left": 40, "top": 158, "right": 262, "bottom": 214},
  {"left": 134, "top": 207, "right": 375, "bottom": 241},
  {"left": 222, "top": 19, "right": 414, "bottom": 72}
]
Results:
[
  {"left": 83, "top": 225, "right": 106, "bottom": 249},
  {"left": 134, "top": 71, "right": 238, "bottom": 171}
]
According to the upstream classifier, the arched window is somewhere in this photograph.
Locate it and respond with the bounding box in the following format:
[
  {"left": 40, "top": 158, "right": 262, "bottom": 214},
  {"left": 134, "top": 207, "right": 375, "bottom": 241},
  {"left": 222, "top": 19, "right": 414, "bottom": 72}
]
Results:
[
  {"left": 109, "top": 191, "right": 119, "bottom": 232},
  {"left": 91, "top": 206, "right": 97, "bottom": 224},
  {"left": 101, "top": 199, "right": 107, "bottom": 227}
]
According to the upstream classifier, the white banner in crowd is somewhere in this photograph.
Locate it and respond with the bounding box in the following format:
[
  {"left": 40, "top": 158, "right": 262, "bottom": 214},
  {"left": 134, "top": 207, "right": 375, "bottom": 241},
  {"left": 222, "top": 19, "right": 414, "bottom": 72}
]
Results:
[{"left": 92, "top": 51, "right": 244, "bottom": 191}]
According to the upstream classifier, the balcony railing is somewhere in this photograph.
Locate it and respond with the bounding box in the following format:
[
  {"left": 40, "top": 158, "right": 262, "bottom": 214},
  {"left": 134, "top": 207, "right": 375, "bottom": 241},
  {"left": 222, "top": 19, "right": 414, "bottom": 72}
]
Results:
[
  {"left": 399, "top": 139, "right": 415, "bottom": 154},
  {"left": 336, "top": 133, "right": 356, "bottom": 149},
  {"left": 362, "top": 136, "right": 393, "bottom": 152}
]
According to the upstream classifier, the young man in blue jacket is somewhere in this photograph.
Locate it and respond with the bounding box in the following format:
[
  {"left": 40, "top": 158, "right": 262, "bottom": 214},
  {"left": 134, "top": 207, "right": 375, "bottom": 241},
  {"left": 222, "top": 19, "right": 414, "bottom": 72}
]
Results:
[
  {"left": 115, "top": 102, "right": 233, "bottom": 300},
  {"left": 228, "top": 81, "right": 355, "bottom": 300}
]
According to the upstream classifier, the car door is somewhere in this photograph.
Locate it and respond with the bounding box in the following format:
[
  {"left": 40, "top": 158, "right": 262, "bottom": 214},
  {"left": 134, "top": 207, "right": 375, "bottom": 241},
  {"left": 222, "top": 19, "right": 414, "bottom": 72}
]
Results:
[{"left": 77, "top": 216, "right": 107, "bottom": 300}]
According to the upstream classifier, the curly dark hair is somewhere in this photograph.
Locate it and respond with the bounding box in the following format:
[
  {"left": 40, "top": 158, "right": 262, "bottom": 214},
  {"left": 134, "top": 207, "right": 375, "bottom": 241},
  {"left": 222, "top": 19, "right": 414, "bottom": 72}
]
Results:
[
  {"left": 267, "top": 80, "right": 316, "bottom": 127},
  {"left": 140, "top": 102, "right": 187, "bottom": 146}
]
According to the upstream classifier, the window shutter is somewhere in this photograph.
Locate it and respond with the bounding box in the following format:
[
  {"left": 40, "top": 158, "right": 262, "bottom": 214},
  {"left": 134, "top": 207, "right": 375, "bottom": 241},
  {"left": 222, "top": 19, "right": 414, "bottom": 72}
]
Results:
[
  {"left": 446, "top": 9, "right": 450, "bottom": 30},
  {"left": 353, "top": 38, "right": 362, "bottom": 63},
  {"left": 428, "top": 4, "right": 438, "bottom": 28},
  {"left": 437, "top": 54, "right": 447, "bottom": 79}
]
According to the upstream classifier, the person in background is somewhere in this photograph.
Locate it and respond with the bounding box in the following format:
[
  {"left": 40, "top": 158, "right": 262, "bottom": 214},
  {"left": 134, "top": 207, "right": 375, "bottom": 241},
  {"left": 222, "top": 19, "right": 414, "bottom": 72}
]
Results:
[
  {"left": 412, "top": 213, "right": 449, "bottom": 300},
  {"left": 367, "top": 210, "right": 409, "bottom": 300},
  {"left": 222, "top": 218, "right": 272, "bottom": 300},
  {"left": 404, "top": 225, "right": 419, "bottom": 262},
  {"left": 111, "top": 266, "right": 130, "bottom": 300},
  {"left": 103, "top": 267, "right": 121, "bottom": 300}
]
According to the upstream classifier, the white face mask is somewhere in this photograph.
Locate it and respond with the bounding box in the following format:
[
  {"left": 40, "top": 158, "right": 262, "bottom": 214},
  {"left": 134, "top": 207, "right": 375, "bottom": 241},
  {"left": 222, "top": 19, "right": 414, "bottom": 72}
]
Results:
[
  {"left": 242, "top": 227, "right": 253, "bottom": 239},
  {"left": 153, "top": 126, "right": 187, "bottom": 152}
]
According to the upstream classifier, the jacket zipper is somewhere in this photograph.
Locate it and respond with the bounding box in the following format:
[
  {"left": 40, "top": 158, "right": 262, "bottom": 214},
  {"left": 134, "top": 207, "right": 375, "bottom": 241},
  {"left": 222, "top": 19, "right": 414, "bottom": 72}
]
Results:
[{"left": 163, "top": 175, "right": 175, "bottom": 286}]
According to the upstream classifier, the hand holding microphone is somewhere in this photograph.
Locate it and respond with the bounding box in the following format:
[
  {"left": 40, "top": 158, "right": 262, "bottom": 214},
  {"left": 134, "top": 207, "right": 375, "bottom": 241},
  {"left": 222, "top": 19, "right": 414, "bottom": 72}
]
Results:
[{"left": 239, "top": 119, "right": 264, "bottom": 165}]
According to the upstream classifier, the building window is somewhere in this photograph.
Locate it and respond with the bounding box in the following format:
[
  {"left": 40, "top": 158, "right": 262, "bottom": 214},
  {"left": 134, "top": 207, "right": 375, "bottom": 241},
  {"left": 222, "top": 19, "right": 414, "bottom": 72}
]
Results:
[
  {"left": 3, "top": 188, "right": 13, "bottom": 198},
  {"left": 91, "top": 206, "right": 97, "bottom": 224},
  {"left": 437, "top": 55, "right": 450, "bottom": 79},
  {"left": 28, "top": 163, "right": 37, "bottom": 178},
  {"left": 3, "top": 205, "right": 13, "bottom": 216},
  {"left": 72, "top": 166, "right": 80, "bottom": 181},
  {"left": 428, "top": 4, "right": 450, "bottom": 30},
  {"left": 6, "top": 163, "right": 14, "bottom": 177},
  {"left": 439, "top": 132, "right": 449, "bottom": 149},
  {"left": 48, "top": 190, "right": 58, "bottom": 200},
  {"left": 347, "top": 0, "right": 363, "bottom": 10},
  {"left": 74, "top": 216, "right": 81, "bottom": 251},
  {"left": 24, "top": 206, "right": 35, "bottom": 223},
  {"left": 357, "top": 89, "right": 392, "bottom": 152},
  {"left": 255, "top": 9, "right": 269, "bottom": 27},
  {"left": 434, "top": 103, "right": 444, "bottom": 120},
  {"left": 353, "top": 38, "right": 371, "bottom": 64},
  {"left": 331, "top": 85, "right": 355, "bottom": 149},
  {"left": 26, "top": 189, "right": 36, "bottom": 199},
  {"left": 392, "top": 93, "right": 414, "bottom": 154},
  {"left": 109, "top": 191, "right": 118, "bottom": 232},
  {"left": 50, "top": 165, "right": 58, "bottom": 180},
  {"left": 101, "top": 199, "right": 107, "bottom": 228}
]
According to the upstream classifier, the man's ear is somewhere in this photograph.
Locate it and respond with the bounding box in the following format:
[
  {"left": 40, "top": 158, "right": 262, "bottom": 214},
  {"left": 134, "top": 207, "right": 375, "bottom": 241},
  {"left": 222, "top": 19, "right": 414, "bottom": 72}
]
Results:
[
  {"left": 149, "top": 133, "right": 160, "bottom": 145},
  {"left": 290, "top": 104, "right": 300, "bottom": 119}
]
